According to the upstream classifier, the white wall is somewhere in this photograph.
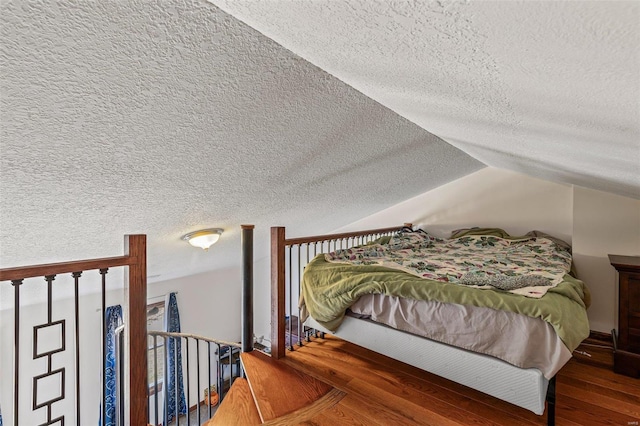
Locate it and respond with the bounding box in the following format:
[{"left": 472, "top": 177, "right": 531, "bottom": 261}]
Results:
[
  {"left": 335, "top": 167, "right": 575, "bottom": 242},
  {"left": 572, "top": 186, "right": 640, "bottom": 333},
  {"left": 146, "top": 266, "right": 242, "bottom": 345},
  {"left": 253, "top": 257, "right": 272, "bottom": 348}
]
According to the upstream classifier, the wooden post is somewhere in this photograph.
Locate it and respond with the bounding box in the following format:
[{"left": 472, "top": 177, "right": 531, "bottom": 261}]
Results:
[
  {"left": 125, "top": 234, "right": 147, "bottom": 426},
  {"left": 271, "top": 227, "right": 286, "bottom": 359},
  {"left": 241, "top": 225, "right": 255, "bottom": 353}
]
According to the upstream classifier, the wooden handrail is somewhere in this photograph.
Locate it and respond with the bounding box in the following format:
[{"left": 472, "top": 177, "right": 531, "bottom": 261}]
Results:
[
  {"left": 270, "top": 224, "right": 410, "bottom": 359},
  {"left": 149, "top": 331, "right": 241, "bottom": 348},
  {"left": 283, "top": 223, "right": 412, "bottom": 246},
  {"left": 0, "top": 255, "right": 135, "bottom": 281}
]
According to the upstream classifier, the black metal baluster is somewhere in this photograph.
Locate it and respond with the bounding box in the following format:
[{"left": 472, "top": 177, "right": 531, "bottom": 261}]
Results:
[
  {"left": 297, "top": 245, "right": 303, "bottom": 347},
  {"left": 185, "top": 338, "right": 190, "bottom": 426},
  {"left": 116, "top": 325, "right": 125, "bottom": 426},
  {"left": 153, "top": 335, "right": 159, "bottom": 426},
  {"left": 196, "top": 339, "right": 201, "bottom": 424},
  {"left": 215, "top": 345, "right": 221, "bottom": 406},
  {"left": 72, "top": 271, "right": 82, "bottom": 426},
  {"left": 288, "top": 246, "right": 293, "bottom": 351},
  {"left": 305, "top": 244, "right": 313, "bottom": 342},
  {"left": 100, "top": 268, "right": 108, "bottom": 426},
  {"left": 12, "top": 279, "right": 23, "bottom": 426},
  {"left": 206, "top": 341, "right": 211, "bottom": 419},
  {"left": 227, "top": 344, "right": 233, "bottom": 397},
  {"left": 174, "top": 337, "right": 179, "bottom": 425},
  {"left": 163, "top": 336, "right": 169, "bottom": 426}
]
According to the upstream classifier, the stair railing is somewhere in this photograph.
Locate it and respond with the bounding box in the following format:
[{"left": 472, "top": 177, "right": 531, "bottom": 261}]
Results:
[
  {"left": 270, "top": 224, "right": 410, "bottom": 358},
  {"left": 145, "top": 331, "right": 242, "bottom": 425},
  {"left": 0, "top": 235, "right": 148, "bottom": 426}
]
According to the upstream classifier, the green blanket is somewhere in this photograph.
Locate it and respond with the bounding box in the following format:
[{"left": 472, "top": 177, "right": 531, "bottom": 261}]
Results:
[{"left": 300, "top": 229, "right": 591, "bottom": 352}]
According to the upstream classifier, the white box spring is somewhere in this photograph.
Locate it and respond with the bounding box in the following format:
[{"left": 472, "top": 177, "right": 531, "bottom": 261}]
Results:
[{"left": 304, "top": 315, "right": 549, "bottom": 415}]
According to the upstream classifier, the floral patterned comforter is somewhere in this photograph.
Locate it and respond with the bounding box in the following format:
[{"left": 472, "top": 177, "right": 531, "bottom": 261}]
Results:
[{"left": 325, "top": 229, "right": 573, "bottom": 298}]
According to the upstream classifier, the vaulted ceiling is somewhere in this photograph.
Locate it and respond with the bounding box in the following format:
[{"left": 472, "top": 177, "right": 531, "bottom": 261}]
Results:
[
  {"left": 0, "top": 0, "right": 638, "bottom": 288},
  {"left": 211, "top": 0, "right": 640, "bottom": 199}
]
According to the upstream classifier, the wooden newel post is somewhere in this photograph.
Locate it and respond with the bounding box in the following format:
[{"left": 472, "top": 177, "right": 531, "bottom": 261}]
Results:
[
  {"left": 242, "top": 225, "right": 255, "bottom": 353},
  {"left": 270, "top": 227, "right": 286, "bottom": 359},
  {"left": 125, "top": 234, "right": 147, "bottom": 426}
]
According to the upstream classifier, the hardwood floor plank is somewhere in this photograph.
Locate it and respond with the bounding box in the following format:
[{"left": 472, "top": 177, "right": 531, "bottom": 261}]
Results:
[
  {"left": 331, "top": 394, "right": 421, "bottom": 426},
  {"left": 242, "top": 334, "right": 640, "bottom": 425},
  {"left": 241, "top": 351, "right": 333, "bottom": 422},
  {"left": 289, "top": 337, "right": 542, "bottom": 424},
  {"left": 290, "top": 341, "right": 537, "bottom": 425},
  {"left": 347, "top": 377, "right": 460, "bottom": 426},
  {"left": 283, "top": 335, "right": 640, "bottom": 425},
  {"left": 556, "top": 394, "right": 639, "bottom": 426},
  {"left": 559, "top": 378, "right": 640, "bottom": 418},
  {"left": 300, "top": 396, "right": 380, "bottom": 426},
  {"left": 262, "top": 388, "right": 346, "bottom": 425},
  {"left": 205, "top": 378, "right": 260, "bottom": 426},
  {"left": 560, "top": 360, "right": 640, "bottom": 393}
]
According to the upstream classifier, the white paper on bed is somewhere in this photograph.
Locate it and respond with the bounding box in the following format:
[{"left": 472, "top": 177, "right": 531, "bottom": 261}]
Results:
[{"left": 349, "top": 294, "right": 571, "bottom": 379}]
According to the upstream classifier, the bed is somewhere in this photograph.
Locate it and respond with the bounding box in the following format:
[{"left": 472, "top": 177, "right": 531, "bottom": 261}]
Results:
[{"left": 270, "top": 224, "right": 591, "bottom": 425}]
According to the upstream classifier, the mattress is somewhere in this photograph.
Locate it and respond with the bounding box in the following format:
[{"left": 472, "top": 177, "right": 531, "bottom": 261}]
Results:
[
  {"left": 349, "top": 294, "right": 572, "bottom": 379},
  {"left": 304, "top": 314, "right": 550, "bottom": 415}
]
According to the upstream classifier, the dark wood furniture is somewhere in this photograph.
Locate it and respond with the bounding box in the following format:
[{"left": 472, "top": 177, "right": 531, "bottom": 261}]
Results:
[{"left": 609, "top": 254, "right": 640, "bottom": 378}]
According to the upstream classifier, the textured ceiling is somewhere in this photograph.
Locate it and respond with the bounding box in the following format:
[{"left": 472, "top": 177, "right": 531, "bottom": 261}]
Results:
[
  {"left": 211, "top": 0, "right": 640, "bottom": 200},
  {"left": 0, "top": 0, "right": 482, "bottom": 296}
]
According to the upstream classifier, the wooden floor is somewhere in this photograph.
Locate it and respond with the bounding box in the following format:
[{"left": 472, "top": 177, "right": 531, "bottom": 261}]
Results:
[{"left": 277, "top": 335, "right": 640, "bottom": 425}]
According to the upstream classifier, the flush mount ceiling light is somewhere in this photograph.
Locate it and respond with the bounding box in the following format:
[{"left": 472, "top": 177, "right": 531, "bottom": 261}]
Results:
[{"left": 182, "top": 228, "right": 223, "bottom": 251}]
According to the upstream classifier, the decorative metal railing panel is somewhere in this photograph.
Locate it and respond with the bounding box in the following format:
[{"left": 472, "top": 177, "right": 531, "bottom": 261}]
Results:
[{"left": 0, "top": 235, "right": 147, "bottom": 426}]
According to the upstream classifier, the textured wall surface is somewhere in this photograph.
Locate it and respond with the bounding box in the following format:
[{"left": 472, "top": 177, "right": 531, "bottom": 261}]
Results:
[
  {"left": 212, "top": 0, "right": 640, "bottom": 199},
  {"left": 0, "top": 0, "right": 482, "bottom": 297}
]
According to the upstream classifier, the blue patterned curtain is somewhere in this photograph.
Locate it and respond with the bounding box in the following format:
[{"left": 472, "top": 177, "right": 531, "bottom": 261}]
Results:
[
  {"left": 164, "top": 293, "right": 186, "bottom": 423},
  {"left": 101, "top": 305, "right": 122, "bottom": 426}
]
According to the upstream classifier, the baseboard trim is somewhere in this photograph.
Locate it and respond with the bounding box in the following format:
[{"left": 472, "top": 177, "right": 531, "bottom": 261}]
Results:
[{"left": 588, "top": 330, "right": 613, "bottom": 345}]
